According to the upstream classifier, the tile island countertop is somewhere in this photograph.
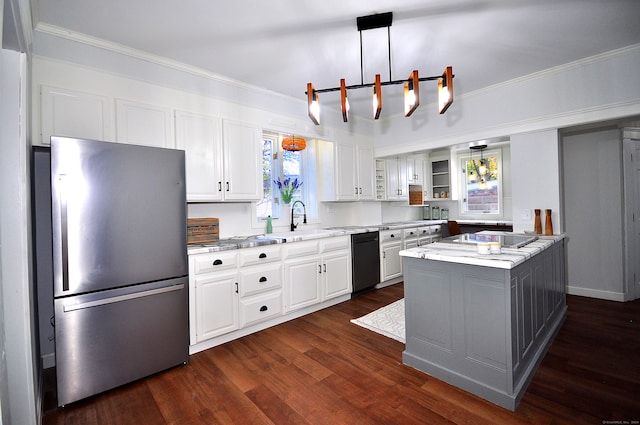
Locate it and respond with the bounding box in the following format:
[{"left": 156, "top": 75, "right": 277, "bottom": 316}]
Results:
[{"left": 400, "top": 232, "right": 565, "bottom": 269}]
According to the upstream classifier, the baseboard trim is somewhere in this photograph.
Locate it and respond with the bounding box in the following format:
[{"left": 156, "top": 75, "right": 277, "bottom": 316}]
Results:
[{"left": 566, "top": 286, "right": 627, "bottom": 301}]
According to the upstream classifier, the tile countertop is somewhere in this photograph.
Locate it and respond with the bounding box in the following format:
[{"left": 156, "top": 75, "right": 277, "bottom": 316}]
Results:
[
  {"left": 187, "top": 220, "right": 446, "bottom": 254},
  {"left": 400, "top": 233, "right": 565, "bottom": 270}
]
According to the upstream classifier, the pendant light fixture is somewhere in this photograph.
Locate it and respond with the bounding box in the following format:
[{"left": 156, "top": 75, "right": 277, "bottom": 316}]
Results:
[
  {"left": 282, "top": 135, "right": 307, "bottom": 152},
  {"left": 305, "top": 11, "right": 454, "bottom": 124},
  {"left": 470, "top": 144, "right": 488, "bottom": 190},
  {"left": 404, "top": 70, "right": 420, "bottom": 117},
  {"left": 307, "top": 83, "right": 320, "bottom": 125},
  {"left": 373, "top": 74, "right": 382, "bottom": 119},
  {"left": 340, "top": 78, "right": 350, "bottom": 122}
]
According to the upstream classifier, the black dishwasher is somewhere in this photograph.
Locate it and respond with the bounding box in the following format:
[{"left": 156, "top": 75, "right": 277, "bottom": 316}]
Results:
[{"left": 351, "top": 231, "right": 380, "bottom": 293}]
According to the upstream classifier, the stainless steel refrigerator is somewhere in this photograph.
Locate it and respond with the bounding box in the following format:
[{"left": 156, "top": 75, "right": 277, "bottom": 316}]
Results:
[{"left": 43, "top": 136, "right": 189, "bottom": 406}]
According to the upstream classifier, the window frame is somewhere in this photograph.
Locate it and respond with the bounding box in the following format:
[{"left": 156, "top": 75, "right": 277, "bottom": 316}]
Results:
[
  {"left": 252, "top": 131, "right": 317, "bottom": 231},
  {"left": 458, "top": 148, "right": 503, "bottom": 217}
]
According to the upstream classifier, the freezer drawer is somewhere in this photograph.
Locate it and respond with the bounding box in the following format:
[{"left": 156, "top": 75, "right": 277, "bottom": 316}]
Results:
[{"left": 54, "top": 278, "right": 188, "bottom": 406}]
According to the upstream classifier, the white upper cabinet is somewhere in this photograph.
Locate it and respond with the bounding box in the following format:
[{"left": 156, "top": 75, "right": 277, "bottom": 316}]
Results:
[
  {"left": 40, "top": 86, "right": 111, "bottom": 145},
  {"left": 116, "top": 99, "right": 173, "bottom": 148},
  {"left": 221, "top": 120, "right": 263, "bottom": 201},
  {"left": 406, "top": 156, "right": 424, "bottom": 185},
  {"left": 386, "top": 157, "right": 408, "bottom": 201},
  {"left": 319, "top": 141, "right": 376, "bottom": 201},
  {"left": 175, "top": 111, "right": 223, "bottom": 202},
  {"left": 335, "top": 143, "right": 358, "bottom": 200},
  {"left": 176, "top": 114, "right": 262, "bottom": 202},
  {"left": 356, "top": 145, "right": 376, "bottom": 200}
]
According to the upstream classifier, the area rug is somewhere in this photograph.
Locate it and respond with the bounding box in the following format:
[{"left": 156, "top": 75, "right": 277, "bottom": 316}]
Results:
[{"left": 350, "top": 298, "right": 405, "bottom": 343}]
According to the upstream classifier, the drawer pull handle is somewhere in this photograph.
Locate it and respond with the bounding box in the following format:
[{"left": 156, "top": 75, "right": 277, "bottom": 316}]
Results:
[
  {"left": 213, "top": 259, "right": 223, "bottom": 265},
  {"left": 390, "top": 234, "right": 395, "bottom": 238},
  {"left": 259, "top": 276, "right": 267, "bottom": 283},
  {"left": 259, "top": 253, "right": 267, "bottom": 258},
  {"left": 260, "top": 305, "right": 268, "bottom": 312}
]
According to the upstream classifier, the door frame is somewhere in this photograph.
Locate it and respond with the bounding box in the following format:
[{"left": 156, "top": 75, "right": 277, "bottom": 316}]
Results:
[{"left": 622, "top": 128, "right": 640, "bottom": 301}]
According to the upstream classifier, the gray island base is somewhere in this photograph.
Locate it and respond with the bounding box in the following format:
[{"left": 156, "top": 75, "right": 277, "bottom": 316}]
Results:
[{"left": 400, "top": 234, "right": 566, "bottom": 411}]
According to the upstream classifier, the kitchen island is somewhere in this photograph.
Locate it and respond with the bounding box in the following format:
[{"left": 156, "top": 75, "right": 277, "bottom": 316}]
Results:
[{"left": 399, "top": 233, "right": 566, "bottom": 411}]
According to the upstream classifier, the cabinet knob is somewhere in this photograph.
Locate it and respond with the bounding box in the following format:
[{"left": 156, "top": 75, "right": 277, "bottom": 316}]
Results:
[
  {"left": 259, "top": 276, "right": 267, "bottom": 283},
  {"left": 213, "top": 259, "right": 223, "bottom": 265},
  {"left": 259, "top": 305, "right": 268, "bottom": 312},
  {"left": 259, "top": 253, "right": 267, "bottom": 258}
]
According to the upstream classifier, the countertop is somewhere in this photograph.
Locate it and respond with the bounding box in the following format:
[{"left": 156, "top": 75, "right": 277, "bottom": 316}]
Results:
[
  {"left": 399, "top": 232, "right": 565, "bottom": 269},
  {"left": 187, "top": 220, "right": 446, "bottom": 254}
]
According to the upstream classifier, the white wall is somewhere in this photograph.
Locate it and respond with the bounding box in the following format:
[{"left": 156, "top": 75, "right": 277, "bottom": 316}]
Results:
[
  {"left": 510, "top": 130, "right": 562, "bottom": 233},
  {"left": 562, "top": 128, "right": 625, "bottom": 300},
  {"left": 375, "top": 44, "right": 640, "bottom": 157},
  {"left": 0, "top": 49, "right": 38, "bottom": 425}
]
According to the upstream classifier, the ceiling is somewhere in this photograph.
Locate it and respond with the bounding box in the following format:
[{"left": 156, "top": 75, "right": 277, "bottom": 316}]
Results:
[{"left": 34, "top": 0, "right": 640, "bottom": 120}]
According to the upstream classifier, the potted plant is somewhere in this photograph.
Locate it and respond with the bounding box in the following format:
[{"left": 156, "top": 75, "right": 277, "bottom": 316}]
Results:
[{"left": 274, "top": 177, "right": 302, "bottom": 204}]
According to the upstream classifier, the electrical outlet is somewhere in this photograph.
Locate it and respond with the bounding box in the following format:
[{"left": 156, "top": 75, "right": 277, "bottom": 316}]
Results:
[{"left": 521, "top": 209, "right": 531, "bottom": 220}]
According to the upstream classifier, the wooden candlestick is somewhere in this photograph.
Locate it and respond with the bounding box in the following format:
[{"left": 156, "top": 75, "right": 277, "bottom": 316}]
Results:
[
  {"left": 534, "top": 209, "right": 542, "bottom": 234},
  {"left": 544, "top": 209, "right": 553, "bottom": 235}
]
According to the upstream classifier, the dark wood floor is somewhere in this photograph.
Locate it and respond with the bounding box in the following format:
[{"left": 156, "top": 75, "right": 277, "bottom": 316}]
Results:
[{"left": 43, "top": 283, "right": 640, "bottom": 425}]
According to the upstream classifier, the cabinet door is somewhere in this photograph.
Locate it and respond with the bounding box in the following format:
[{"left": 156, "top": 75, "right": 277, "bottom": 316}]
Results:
[
  {"left": 407, "top": 157, "right": 424, "bottom": 185},
  {"left": 336, "top": 144, "right": 358, "bottom": 200},
  {"left": 322, "top": 250, "right": 351, "bottom": 299},
  {"left": 381, "top": 242, "right": 403, "bottom": 281},
  {"left": 40, "top": 86, "right": 111, "bottom": 145},
  {"left": 175, "top": 111, "right": 224, "bottom": 202},
  {"left": 386, "top": 158, "right": 408, "bottom": 201},
  {"left": 222, "top": 120, "right": 262, "bottom": 200},
  {"left": 284, "top": 257, "right": 321, "bottom": 312},
  {"left": 116, "top": 99, "right": 173, "bottom": 148},
  {"left": 356, "top": 145, "right": 376, "bottom": 200},
  {"left": 194, "top": 272, "right": 238, "bottom": 343}
]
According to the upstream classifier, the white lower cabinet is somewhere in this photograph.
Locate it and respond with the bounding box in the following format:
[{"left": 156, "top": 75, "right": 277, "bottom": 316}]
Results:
[
  {"left": 283, "top": 235, "right": 351, "bottom": 313},
  {"left": 193, "top": 270, "right": 239, "bottom": 343},
  {"left": 381, "top": 242, "right": 403, "bottom": 281},
  {"left": 380, "top": 230, "right": 403, "bottom": 282},
  {"left": 320, "top": 236, "right": 351, "bottom": 299},
  {"left": 190, "top": 235, "right": 353, "bottom": 349},
  {"left": 284, "top": 255, "right": 321, "bottom": 312}
]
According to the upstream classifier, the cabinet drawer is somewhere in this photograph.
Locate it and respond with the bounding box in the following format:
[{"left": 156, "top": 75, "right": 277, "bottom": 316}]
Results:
[
  {"left": 320, "top": 235, "right": 350, "bottom": 252},
  {"left": 283, "top": 240, "right": 319, "bottom": 258},
  {"left": 430, "top": 224, "right": 442, "bottom": 234},
  {"left": 403, "top": 228, "right": 418, "bottom": 239},
  {"left": 239, "top": 263, "right": 282, "bottom": 297},
  {"left": 239, "top": 291, "right": 282, "bottom": 327},
  {"left": 239, "top": 245, "right": 282, "bottom": 267},
  {"left": 380, "top": 230, "right": 402, "bottom": 243},
  {"left": 416, "top": 227, "right": 431, "bottom": 237},
  {"left": 193, "top": 251, "right": 238, "bottom": 275}
]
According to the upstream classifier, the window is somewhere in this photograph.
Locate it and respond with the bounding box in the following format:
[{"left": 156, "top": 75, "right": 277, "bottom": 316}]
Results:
[
  {"left": 256, "top": 132, "right": 314, "bottom": 223},
  {"left": 459, "top": 149, "right": 502, "bottom": 215}
]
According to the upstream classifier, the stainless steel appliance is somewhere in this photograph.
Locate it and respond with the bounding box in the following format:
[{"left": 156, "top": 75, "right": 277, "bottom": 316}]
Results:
[
  {"left": 42, "top": 136, "right": 189, "bottom": 406},
  {"left": 351, "top": 231, "right": 380, "bottom": 293}
]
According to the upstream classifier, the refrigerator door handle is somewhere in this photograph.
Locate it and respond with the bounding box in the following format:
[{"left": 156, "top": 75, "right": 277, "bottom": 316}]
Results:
[
  {"left": 59, "top": 174, "right": 70, "bottom": 291},
  {"left": 63, "top": 283, "right": 185, "bottom": 312}
]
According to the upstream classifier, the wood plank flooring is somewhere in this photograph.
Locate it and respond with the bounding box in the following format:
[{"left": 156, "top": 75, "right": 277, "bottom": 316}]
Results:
[{"left": 43, "top": 284, "right": 640, "bottom": 425}]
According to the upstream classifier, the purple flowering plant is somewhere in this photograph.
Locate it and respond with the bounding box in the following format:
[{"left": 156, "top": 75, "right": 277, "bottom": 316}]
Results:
[{"left": 273, "top": 177, "right": 302, "bottom": 204}]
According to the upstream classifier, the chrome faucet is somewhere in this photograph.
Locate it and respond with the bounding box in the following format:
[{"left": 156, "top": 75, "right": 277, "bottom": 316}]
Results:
[{"left": 290, "top": 200, "right": 307, "bottom": 231}]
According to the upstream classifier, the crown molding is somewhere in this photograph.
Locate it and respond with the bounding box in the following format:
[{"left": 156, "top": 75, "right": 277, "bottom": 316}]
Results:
[{"left": 33, "top": 22, "right": 299, "bottom": 103}]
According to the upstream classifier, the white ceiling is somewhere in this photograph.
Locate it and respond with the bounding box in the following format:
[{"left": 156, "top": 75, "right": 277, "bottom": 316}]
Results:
[{"left": 34, "top": 0, "right": 640, "bottom": 119}]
